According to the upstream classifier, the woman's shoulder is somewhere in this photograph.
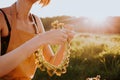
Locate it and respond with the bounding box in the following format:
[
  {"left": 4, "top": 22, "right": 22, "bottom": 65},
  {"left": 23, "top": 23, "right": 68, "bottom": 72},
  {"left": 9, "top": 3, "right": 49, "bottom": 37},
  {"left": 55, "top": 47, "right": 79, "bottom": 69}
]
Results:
[
  {"left": 0, "top": 7, "right": 11, "bottom": 15},
  {"left": 0, "top": 7, "right": 11, "bottom": 36},
  {"left": 32, "top": 14, "right": 41, "bottom": 21},
  {"left": 32, "top": 14, "right": 44, "bottom": 32},
  {"left": 0, "top": 7, "right": 11, "bottom": 22},
  {"left": 31, "top": 14, "right": 42, "bottom": 25},
  {"left": 0, "top": 9, "right": 6, "bottom": 30}
]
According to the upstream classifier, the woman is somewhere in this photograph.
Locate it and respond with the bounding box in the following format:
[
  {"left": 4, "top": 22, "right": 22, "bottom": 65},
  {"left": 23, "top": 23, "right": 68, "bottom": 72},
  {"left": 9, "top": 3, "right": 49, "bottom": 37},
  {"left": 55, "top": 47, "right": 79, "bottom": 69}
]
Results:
[{"left": 0, "top": 0, "right": 74, "bottom": 80}]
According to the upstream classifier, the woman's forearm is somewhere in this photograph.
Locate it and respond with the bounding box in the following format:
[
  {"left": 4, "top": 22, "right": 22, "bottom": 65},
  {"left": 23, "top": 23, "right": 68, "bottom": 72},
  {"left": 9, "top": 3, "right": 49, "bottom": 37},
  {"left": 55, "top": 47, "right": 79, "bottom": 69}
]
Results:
[
  {"left": 0, "top": 34, "right": 45, "bottom": 77},
  {"left": 42, "top": 44, "right": 66, "bottom": 66},
  {"left": 43, "top": 45, "right": 54, "bottom": 62},
  {"left": 48, "top": 44, "right": 66, "bottom": 66}
]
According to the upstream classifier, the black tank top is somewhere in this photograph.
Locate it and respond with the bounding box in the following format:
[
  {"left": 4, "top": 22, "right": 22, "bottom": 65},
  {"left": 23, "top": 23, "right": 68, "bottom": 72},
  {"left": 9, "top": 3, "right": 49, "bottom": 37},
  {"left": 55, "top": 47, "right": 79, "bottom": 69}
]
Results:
[{"left": 0, "top": 9, "right": 11, "bottom": 55}]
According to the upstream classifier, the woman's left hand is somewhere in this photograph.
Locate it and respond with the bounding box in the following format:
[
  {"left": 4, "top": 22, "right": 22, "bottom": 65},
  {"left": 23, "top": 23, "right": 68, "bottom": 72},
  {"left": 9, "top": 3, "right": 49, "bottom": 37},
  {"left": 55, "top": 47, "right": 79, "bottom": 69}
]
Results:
[
  {"left": 63, "top": 24, "right": 76, "bottom": 42},
  {"left": 66, "top": 29, "right": 75, "bottom": 42}
]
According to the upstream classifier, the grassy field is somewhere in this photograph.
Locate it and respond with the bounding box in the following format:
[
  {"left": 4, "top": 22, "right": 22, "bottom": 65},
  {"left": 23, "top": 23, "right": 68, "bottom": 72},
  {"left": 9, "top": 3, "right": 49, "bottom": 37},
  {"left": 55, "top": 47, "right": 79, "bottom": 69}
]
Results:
[{"left": 32, "top": 33, "right": 120, "bottom": 80}]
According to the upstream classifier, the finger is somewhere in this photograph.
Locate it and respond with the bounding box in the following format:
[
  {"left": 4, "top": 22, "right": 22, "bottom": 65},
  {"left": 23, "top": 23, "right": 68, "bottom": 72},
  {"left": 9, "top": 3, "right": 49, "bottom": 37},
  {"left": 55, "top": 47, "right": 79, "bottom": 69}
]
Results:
[
  {"left": 60, "top": 29, "right": 67, "bottom": 34},
  {"left": 62, "top": 37, "right": 68, "bottom": 42},
  {"left": 68, "top": 31, "right": 76, "bottom": 37},
  {"left": 57, "top": 39, "right": 66, "bottom": 45},
  {"left": 62, "top": 34, "right": 68, "bottom": 39},
  {"left": 60, "top": 37, "right": 67, "bottom": 43}
]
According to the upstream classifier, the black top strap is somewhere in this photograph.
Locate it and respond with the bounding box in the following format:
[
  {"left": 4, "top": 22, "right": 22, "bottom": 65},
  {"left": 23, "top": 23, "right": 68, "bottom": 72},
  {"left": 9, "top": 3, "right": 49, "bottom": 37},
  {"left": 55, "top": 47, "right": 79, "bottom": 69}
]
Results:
[{"left": 0, "top": 9, "right": 11, "bottom": 55}]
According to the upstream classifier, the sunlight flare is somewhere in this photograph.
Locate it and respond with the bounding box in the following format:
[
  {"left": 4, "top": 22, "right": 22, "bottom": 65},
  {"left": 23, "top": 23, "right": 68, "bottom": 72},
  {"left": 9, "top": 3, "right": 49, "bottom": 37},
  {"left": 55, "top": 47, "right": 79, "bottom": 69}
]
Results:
[
  {"left": 89, "top": 16, "right": 108, "bottom": 25},
  {"left": 83, "top": 15, "right": 109, "bottom": 28}
]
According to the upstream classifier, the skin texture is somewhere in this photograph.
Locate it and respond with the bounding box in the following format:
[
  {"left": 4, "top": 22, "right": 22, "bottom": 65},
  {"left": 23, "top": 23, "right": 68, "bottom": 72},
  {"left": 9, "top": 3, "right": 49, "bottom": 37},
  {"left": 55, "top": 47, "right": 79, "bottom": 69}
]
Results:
[{"left": 0, "top": 0, "right": 74, "bottom": 79}]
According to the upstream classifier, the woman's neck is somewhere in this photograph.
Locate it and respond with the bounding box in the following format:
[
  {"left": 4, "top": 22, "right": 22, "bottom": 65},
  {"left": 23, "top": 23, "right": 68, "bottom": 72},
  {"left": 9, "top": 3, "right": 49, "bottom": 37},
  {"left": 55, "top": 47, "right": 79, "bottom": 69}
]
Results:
[{"left": 16, "top": 0, "right": 34, "bottom": 21}]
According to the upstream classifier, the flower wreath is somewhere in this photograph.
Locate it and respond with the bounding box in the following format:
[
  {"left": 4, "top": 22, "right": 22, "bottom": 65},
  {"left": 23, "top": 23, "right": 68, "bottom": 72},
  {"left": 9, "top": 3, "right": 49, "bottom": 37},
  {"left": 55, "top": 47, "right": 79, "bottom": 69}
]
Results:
[{"left": 34, "top": 20, "right": 71, "bottom": 76}]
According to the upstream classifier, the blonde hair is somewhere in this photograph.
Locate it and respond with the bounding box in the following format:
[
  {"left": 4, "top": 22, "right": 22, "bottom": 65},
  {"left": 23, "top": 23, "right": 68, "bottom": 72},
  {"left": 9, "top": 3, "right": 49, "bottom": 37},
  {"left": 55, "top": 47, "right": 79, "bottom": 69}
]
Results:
[{"left": 39, "top": 0, "right": 50, "bottom": 7}]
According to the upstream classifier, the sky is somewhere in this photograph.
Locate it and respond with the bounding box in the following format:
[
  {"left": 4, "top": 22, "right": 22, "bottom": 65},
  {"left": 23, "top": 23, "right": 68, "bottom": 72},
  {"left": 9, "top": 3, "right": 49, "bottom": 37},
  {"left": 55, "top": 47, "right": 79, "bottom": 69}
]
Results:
[{"left": 0, "top": 0, "right": 120, "bottom": 18}]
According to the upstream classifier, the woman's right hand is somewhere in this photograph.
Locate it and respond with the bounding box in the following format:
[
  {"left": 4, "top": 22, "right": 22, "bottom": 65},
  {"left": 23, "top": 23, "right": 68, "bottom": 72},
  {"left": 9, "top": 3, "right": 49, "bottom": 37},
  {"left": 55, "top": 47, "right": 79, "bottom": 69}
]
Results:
[{"left": 41, "top": 29, "right": 68, "bottom": 45}]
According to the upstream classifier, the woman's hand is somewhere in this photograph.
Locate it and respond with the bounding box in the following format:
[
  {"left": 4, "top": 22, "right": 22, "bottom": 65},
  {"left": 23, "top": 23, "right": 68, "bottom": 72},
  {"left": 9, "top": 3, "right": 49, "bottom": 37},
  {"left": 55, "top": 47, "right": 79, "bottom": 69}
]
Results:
[
  {"left": 66, "top": 30, "right": 76, "bottom": 42},
  {"left": 42, "top": 29, "right": 69, "bottom": 45},
  {"left": 63, "top": 24, "right": 76, "bottom": 42}
]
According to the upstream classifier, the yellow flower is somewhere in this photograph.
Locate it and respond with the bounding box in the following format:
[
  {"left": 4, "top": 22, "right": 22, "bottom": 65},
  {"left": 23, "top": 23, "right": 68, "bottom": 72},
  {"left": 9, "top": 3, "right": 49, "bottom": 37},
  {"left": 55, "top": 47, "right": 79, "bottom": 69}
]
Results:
[{"left": 51, "top": 20, "right": 64, "bottom": 29}]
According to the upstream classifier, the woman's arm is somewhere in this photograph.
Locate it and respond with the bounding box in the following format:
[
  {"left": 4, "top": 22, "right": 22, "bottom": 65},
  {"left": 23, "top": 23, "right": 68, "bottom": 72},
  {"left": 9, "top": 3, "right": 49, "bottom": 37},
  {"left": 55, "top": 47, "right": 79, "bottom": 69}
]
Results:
[
  {"left": 0, "top": 33, "right": 46, "bottom": 77},
  {"left": 0, "top": 26, "right": 68, "bottom": 77},
  {"left": 43, "top": 44, "right": 66, "bottom": 66}
]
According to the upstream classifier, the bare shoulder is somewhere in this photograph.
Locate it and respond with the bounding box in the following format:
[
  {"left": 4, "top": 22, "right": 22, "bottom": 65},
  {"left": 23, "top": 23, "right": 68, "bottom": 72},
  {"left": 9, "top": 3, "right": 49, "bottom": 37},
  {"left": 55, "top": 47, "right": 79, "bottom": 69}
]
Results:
[
  {"left": 0, "top": 7, "right": 11, "bottom": 29},
  {"left": 32, "top": 14, "right": 45, "bottom": 32},
  {"left": 33, "top": 14, "right": 43, "bottom": 24},
  {"left": 0, "top": 8, "right": 10, "bottom": 37},
  {"left": 0, "top": 10, "right": 6, "bottom": 30}
]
